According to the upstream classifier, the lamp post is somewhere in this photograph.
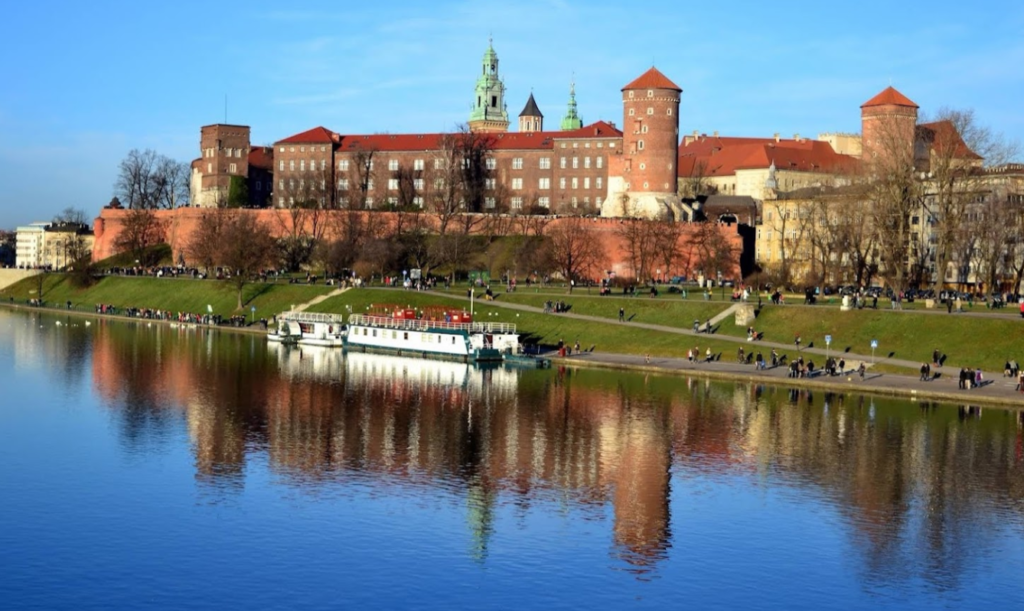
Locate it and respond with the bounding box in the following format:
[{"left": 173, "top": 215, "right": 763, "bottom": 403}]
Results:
[{"left": 718, "top": 271, "right": 723, "bottom": 300}]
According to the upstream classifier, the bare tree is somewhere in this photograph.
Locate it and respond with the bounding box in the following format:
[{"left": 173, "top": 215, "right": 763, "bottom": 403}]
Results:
[
  {"left": 188, "top": 209, "right": 228, "bottom": 274},
  {"left": 688, "top": 221, "right": 736, "bottom": 284},
  {"left": 113, "top": 208, "right": 166, "bottom": 266},
  {"left": 546, "top": 216, "right": 602, "bottom": 293},
  {"left": 114, "top": 149, "right": 190, "bottom": 209},
  {"left": 53, "top": 207, "right": 87, "bottom": 225},
  {"left": 218, "top": 213, "right": 277, "bottom": 309}
]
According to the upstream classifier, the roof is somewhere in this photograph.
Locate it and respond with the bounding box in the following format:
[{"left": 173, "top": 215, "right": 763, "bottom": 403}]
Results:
[
  {"left": 861, "top": 86, "right": 918, "bottom": 109},
  {"left": 248, "top": 146, "right": 275, "bottom": 170},
  {"left": 323, "top": 121, "right": 622, "bottom": 153},
  {"left": 678, "top": 135, "right": 860, "bottom": 178},
  {"left": 519, "top": 93, "right": 543, "bottom": 118},
  {"left": 276, "top": 126, "right": 340, "bottom": 144},
  {"left": 916, "top": 120, "right": 982, "bottom": 160},
  {"left": 622, "top": 67, "right": 682, "bottom": 92}
]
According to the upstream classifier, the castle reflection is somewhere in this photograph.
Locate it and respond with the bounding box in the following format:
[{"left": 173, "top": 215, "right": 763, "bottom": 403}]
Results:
[{"left": 16, "top": 310, "right": 1018, "bottom": 580}]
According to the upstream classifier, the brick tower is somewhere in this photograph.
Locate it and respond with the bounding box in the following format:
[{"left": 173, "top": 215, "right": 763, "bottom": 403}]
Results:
[
  {"left": 601, "top": 67, "right": 687, "bottom": 220},
  {"left": 860, "top": 86, "right": 918, "bottom": 171},
  {"left": 518, "top": 92, "right": 543, "bottom": 133},
  {"left": 194, "top": 124, "right": 251, "bottom": 207}
]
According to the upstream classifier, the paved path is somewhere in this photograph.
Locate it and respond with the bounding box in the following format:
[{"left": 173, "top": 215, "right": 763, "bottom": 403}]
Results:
[{"left": 291, "top": 287, "right": 349, "bottom": 313}]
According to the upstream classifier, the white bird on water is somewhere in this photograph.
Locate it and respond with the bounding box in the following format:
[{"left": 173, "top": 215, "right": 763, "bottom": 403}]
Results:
[
  {"left": 84, "top": 321, "right": 91, "bottom": 327},
  {"left": 55, "top": 321, "right": 61, "bottom": 326}
]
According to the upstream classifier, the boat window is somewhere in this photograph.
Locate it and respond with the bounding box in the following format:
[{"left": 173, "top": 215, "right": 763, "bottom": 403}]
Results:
[
  {"left": 403, "top": 332, "right": 408, "bottom": 340},
  {"left": 372, "top": 329, "right": 377, "bottom": 337}
]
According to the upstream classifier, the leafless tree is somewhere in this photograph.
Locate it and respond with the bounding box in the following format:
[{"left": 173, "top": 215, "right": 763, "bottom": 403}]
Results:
[
  {"left": 53, "top": 207, "right": 87, "bottom": 225},
  {"left": 188, "top": 209, "right": 229, "bottom": 274},
  {"left": 218, "top": 212, "right": 277, "bottom": 309},
  {"left": 113, "top": 208, "right": 166, "bottom": 266},
  {"left": 546, "top": 216, "right": 602, "bottom": 293},
  {"left": 688, "top": 221, "right": 736, "bottom": 283},
  {"left": 114, "top": 149, "right": 190, "bottom": 209}
]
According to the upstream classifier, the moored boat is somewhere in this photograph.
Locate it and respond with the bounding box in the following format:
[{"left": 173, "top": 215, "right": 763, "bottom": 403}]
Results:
[{"left": 268, "top": 311, "right": 346, "bottom": 347}]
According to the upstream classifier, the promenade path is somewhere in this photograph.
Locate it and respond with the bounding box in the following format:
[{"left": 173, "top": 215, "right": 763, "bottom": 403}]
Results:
[
  {"left": 369, "top": 287, "right": 1024, "bottom": 407},
  {"left": 291, "top": 287, "right": 349, "bottom": 313}
]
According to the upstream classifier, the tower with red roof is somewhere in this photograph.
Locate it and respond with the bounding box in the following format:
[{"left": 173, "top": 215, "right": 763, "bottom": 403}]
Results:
[
  {"left": 601, "top": 67, "right": 688, "bottom": 220},
  {"left": 860, "top": 86, "right": 918, "bottom": 169}
]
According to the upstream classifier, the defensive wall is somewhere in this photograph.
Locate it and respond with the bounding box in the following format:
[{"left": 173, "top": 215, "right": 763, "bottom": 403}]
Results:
[{"left": 92, "top": 208, "right": 742, "bottom": 280}]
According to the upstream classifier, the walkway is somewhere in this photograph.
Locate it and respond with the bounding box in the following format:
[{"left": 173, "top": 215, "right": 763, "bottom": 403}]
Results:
[{"left": 290, "top": 287, "right": 349, "bottom": 313}]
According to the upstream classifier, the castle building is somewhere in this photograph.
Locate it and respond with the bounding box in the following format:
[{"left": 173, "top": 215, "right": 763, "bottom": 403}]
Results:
[
  {"left": 190, "top": 123, "right": 274, "bottom": 208},
  {"left": 560, "top": 80, "right": 583, "bottom": 131},
  {"left": 467, "top": 39, "right": 510, "bottom": 133},
  {"left": 518, "top": 93, "right": 543, "bottom": 133}
]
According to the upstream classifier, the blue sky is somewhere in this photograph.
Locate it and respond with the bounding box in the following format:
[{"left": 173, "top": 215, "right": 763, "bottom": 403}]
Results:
[{"left": 1, "top": 0, "right": 1022, "bottom": 228}]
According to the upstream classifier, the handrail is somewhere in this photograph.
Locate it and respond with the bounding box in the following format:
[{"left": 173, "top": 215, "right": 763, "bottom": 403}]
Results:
[
  {"left": 279, "top": 311, "right": 346, "bottom": 324},
  {"left": 348, "top": 314, "right": 516, "bottom": 334}
]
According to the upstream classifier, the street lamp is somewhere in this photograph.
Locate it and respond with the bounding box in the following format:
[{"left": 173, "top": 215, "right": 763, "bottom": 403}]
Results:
[{"left": 718, "top": 271, "right": 723, "bottom": 300}]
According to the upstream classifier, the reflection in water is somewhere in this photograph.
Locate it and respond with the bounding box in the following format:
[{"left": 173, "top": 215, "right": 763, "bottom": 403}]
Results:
[{"left": 6, "top": 309, "right": 1024, "bottom": 584}]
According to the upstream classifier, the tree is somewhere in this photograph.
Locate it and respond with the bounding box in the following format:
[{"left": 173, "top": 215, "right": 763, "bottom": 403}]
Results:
[
  {"left": 426, "top": 125, "right": 497, "bottom": 235},
  {"left": 53, "top": 206, "right": 87, "bottom": 225},
  {"left": 688, "top": 221, "right": 736, "bottom": 284},
  {"left": 113, "top": 208, "right": 166, "bottom": 266},
  {"left": 114, "top": 149, "right": 190, "bottom": 209},
  {"left": 188, "top": 209, "right": 229, "bottom": 274},
  {"left": 219, "top": 213, "right": 277, "bottom": 309},
  {"left": 546, "top": 216, "right": 602, "bottom": 293}
]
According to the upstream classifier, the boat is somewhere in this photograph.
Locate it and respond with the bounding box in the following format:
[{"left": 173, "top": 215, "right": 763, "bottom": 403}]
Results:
[
  {"left": 344, "top": 304, "right": 519, "bottom": 363},
  {"left": 267, "top": 311, "right": 346, "bottom": 347},
  {"left": 502, "top": 353, "right": 551, "bottom": 368}
]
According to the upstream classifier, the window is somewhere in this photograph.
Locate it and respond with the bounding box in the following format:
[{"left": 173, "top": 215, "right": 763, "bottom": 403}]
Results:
[
  {"left": 639, "top": 163, "right": 646, "bottom": 170},
  {"left": 207, "top": 163, "right": 212, "bottom": 173},
  {"left": 365, "top": 197, "right": 374, "bottom": 208},
  {"left": 278, "top": 147, "right": 284, "bottom": 153},
  {"left": 229, "top": 163, "right": 237, "bottom": 173},
  {"left": 512, "top": 158, "right": 523, "bottom": 170},
  {"left": 278, "top": 196, "right": 284, "bottom": 205},
  {"left": 414, "top": 178, "right": 424, "bottom": 190},
  {"left": 484, "top": 197, "right": 496, "bottom": 209},
  {"left": 559, "top": 177, "right": 566, "bottom": 189},
  {"left": 539, "top": 178, "right": 550, "bottom": 190},
  {"left": 667, "top": 108, "right": 673, "bottom": 116},
  {"left": 629, "top": 109, "right": 635, "bottom": 116},
  {"left": 596, "top": 196, "right": 602, "bottom": 207},
  {"left": 300, "top": 160, "right": 306, "bottom": 171},
  {"left": 413, "top": 196, "right": 424, "bottom": 207},
  {"left": 584, "top": 157, "right": 591, "bottom": 169},
  {"left": 596, "top": 157, "right": 603, "bottom": 169},
  {"left": 320, "top": 160, "right": 326, "bottom": 171},
  {"left": 637, "top": 140, "right": 645, "bottom": 151},
  {"left": 560, "top": 157, "right": 567, "bottom": 169},
  {"left": 413, "top": 159, "right": 424, "bottom": 171},
  {"left": 572, "top": 157, "right": 579, "bottom": 169},
  {"left": 511, "top": 178, "right": 523, "bottom": 190},
  {"left": 339, "top": 159, "right": 349, "bottom": 171},
  {"left": 367, "top": 179, "right": 374, "bottom": 191},
  {"left": 641, "top": 125, "right": 648, "bottom": 134},
  {"left": 279, "top": 179, "right": 285, "bottom": 190},
  {"left": 643, "top": 182, "right": 649, "bottom": 189},
  {"left": 539, "top": 196, "right": 550, "bottom": 207},
  {"left": 300, "top": 146, "right": 306, "bottom": 153},
  {"left": 629, "top": 91, "right": 635, "bottom": 98},
  {"left": 647, "top": 90, "right": 653, "bottom": 97},
  {"left": 338, "top": 179, "right": 349, "bottom": 190},
  {"left": 368, "top": 160, "right": 374, "bottom": 170},
  {"left": 539, "top": 157, "right": 551, "bottom": 169},
  {"left": 647, "top": 107, "right": 654, "bottom": 115},
  {"left": 289, "top": 160, "right": 295, "bottom": 171},
  {"left": 596, "top": 177, "right": 602, "bottom": 189},
  {"left": 485, "top": 178, "right": 496, "bottom": 190},
  {"left": 573, "top": 143, "right": 578, "bottom": 149},
  {"left": 511, "top": 197, "right": 523, "bottom": 209},
  {"left": 388, "top": 178, "right": 399, "bottom": 190},
  {"left": 388, "top": 197, "right": 398, "bottom": 206},
  {"left": 279, "top": 160, "right": 284, "bottom": 171},
  {"left": 434, "top": 158, "right": 445, "bottom": 170},
  {"left": 584, "top": 177, "right": 590, "bottom": 189},
  {"left": 571, "top": 177, "right": 578, "bottom": 189},
  {"left": 388, "top": 159, "right": 399, "bottom": 171},
  {"left": 486, "top": 158, "right": 497, "bottom": 170},
  {"left": 433, "top": 178, "right": 445, "bottom": 189}
]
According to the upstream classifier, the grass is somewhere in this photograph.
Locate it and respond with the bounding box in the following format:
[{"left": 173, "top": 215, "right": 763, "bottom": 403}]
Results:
[
  {"left": 306, "top": 288, "right": 745, "bottom": 359},
  {"left": 494, "top": 291, "right": 731, "bottom": 328},
  {"left": 0, "top": 274, "right": 333, "bottom": 319}
]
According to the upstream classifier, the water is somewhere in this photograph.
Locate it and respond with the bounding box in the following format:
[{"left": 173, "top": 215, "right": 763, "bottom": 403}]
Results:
[{"left": 1, "top": 309, "right": 1022, "bottom": 610}]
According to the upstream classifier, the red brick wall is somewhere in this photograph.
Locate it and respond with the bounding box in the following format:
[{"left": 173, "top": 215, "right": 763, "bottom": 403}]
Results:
[{"left": 618, "top": 86, "right": 680, "bottom": 194}]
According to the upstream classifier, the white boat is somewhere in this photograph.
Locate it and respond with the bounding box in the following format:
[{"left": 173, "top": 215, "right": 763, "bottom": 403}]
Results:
[
  {"left": 344, "top": 307, "right": 518, "bottom": 363},
  {"left": 268, "top": 311, "right": 346, "bottom": 347}
]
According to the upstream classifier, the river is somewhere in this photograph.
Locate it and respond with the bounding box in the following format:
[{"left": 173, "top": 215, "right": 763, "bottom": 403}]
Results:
[{"left": 1, "top": 308, "right": 1022, "bottom": 610}]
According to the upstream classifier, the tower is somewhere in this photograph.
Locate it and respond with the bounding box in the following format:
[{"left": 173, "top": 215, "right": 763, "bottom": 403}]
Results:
[
  {"left": 518, "top": 92, "right": 543, "bottom": 133},
  {"left": 194, "top": 124, "right": 251, "bottom": 207},
  {"left": 468, "top": 38, "right": 509, "bottom": 133},
  {"left": 860, "top": 86, "right": 918, "bottom": 170},
  {"left": 560, "top": 79, "right": 583, "bottom": 131},
  {"left": 601, "top": 67, "right": 687, "bottom": 220}
]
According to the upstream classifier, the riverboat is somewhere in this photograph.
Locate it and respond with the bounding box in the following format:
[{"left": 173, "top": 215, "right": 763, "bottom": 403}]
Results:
[
  {"left": 344, "top": 304, "right": 519, "bottom": 363},
  {"left": 267, "top": 311, "right": 346, "bottom": 347}
]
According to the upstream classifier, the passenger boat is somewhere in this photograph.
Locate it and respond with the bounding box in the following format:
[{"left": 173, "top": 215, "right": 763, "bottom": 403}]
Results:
[
  {"left": 344, "top": 304, "right": 519, "bottom": 363},
  {"left": 267, "top": 311, "right": 346, "bottom": 347}
]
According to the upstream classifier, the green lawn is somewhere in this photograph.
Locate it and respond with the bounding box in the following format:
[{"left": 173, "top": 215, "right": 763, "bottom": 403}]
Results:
[
  {"left": 0, "top": 274, "right": 333, "bottom": 319},
  {"left": 307, "top": 288, "right": 744, "bottom": 358},
  {"left": 495, "top": 291, "right": 731, "bottom": 329}
]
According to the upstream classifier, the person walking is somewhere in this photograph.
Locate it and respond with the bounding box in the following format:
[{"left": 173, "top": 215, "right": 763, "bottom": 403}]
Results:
[
  {"left": 932, "top": 348, "right": 941, "bottom": 367},
  {"left": 705, "top": 347, "right": 712, "bottom": 362},
  {"left": 920, "top": 363, "right": 929, "bottom": 381},
  {"left": 618, "top": 307, "right": 625, "bottom": 322}
]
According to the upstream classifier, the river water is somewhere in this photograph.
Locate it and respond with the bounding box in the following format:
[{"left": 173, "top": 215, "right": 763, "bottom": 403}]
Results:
[{"left": 1, "top": 308, "right": 1022, "bottom": 610}]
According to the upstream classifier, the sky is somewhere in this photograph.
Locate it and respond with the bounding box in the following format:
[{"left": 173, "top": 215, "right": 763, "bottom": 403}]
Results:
[{"left": 1, "top": 0, "right": 1022, "bottom": 228}]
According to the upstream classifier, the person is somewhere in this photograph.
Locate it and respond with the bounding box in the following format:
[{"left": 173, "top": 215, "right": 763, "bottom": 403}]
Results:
[
  {"left": 1018, "top": 369, "right": 1024, "bottom": 393},
  {"left": 737, "top": 346, "right": 745, "bottom": 363},
  {"left": 645, "top": 353, "right": 651, "bottom": 364},
  {"left": 975, "top": 368, "right": 983, "bottom": 388},
  {"left": 838, "top": 358, "right": 845, "bottom": 374},
  {"left": 920, "top": 363, "right": 929, "bottom": 381},
  {"left": 574, "top": 340, "right": 581, "bottom": 354},
  {"left": 795, "top": 334, "right": 801, "bottom": 351},
  {"left": 619, "top": 307, "right": 625, "bottom": 322},
  {"left": 933, "top": 348, "right": 941, "bottom": 367},
  {"left": 959, "top": 367, "right": 969, "bottom": 390},
  {"left": 687, "top": 348, "right": 694, "bottom": 363},
  {"left": 858, "top": 362, "right": 866, "bottom": 379},
  {"left": 704, "top": 319, "right": 712, "bottom": 334},
  {"left": 705, "top": 347, "right": 712, "bottom": 362},
  {"left": 693, "top": 319, "right": 700, "bottom": 333},
  {"left": 771, "top": 348, "right": 779, "bottom": 367},
  {"left": 694, "top": 346, "right": 700, "bottom": 363},
  {"left": 756, "top": 352, "right": 764, "bottom": 370}
]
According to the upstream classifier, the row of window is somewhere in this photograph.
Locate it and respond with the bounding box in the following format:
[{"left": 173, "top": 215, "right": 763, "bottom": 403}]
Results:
[
  {"left": 285, "top": 175, "right": 605, "bottom": 193},
  {"left": 628, "top": 107, "right": 672, "bottom": 117},
  {"left": 204, "top": 147, "right": 245, "bottom": 158},
  {"left": 279, "top": 156, "right": 605, "bottom": 173}
]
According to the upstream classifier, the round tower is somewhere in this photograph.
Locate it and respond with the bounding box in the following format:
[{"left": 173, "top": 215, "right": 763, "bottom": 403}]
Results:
[
  {"left": 860, "top": 86, "right": 918, "bottom": 170},
  {"left": 518, "top": 92, "right": 543, "bottom": 133},
  {"left": 602, "top": 67, "right": 684, "bottom": 220}
]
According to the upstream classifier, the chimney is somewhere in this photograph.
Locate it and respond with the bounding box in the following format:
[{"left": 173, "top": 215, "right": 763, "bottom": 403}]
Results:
[{"left": 774, "top": 133, "right": 780, "bottom": 143}]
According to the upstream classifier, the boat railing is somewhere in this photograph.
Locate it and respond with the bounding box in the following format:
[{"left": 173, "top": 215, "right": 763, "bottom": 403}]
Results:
[
  {"left": 348, "top": 314, "right": 516, "bottom": 335},
  {"left": 279, "top": 311, "right": 347, "bottom": 325}
]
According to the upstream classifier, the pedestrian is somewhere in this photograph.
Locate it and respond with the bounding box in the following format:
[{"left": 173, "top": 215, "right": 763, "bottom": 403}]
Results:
[
  {"left": 858, "top": 362, "right": 866, "bottom": 379},
  {"left": 704, "top": 319, "right": 712, "bottom": 334},
  {"left": 771, "top": 348, "right": 779, "bottom": 367},
  {"left": 574, "top": 339, "right": 581, "bottom": 353},
  {"left": 975, "top": 368, "right": 983, "bottom": 388},
  {"left": 705, "top": 347, "right": 712, "bottom": 362},
  {"left": 920, "top": 363, "right": 929, "bottom": 381},
  {"left": 756, "top": 352, "right": 764, "bottom": 370},
  {"left": 619, "top": 307, "right": 625, "bottom": 322},
  {"left": 687, "top": 348, "right": 694, "bottom": 363},
  {"left": 932, "top": 348, "right": 941, "bottom": 367},
  {"left": 795, "top": 334, "right": 801, "bottom": 351},
  {"left": 694, "top": 346, "right": 700, "bottom": 363},
  {"left": 738, "top": 346, "right": 745, "bottom": 363},
  {"left": 645, "top": 354, "right": 651, "bottom": 364}
]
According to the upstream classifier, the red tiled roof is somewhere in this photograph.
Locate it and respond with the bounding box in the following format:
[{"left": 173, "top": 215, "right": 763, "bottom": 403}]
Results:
[
  {"left": 678, "top": 136, "right": 860, "bottom": 178},
  {"left": 622, "top": 67, "right": 682, "bottom": 92},
  {"left": 861, "top": 86, "right": 918, "bottom": 109},
  {"left": 276, "top": 126, "right": 340, "bottom": 144},
  {"left": 327, "top": 121, "right": 622, "bottom": 153},
  {"left": 248, "top": 146, "right": 274, "bottom": 170},
  {"left": 917, "top": 120, "right": 982, "bottom": 160}
]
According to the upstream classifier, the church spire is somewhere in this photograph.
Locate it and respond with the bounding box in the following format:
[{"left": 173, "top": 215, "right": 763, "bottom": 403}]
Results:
[
  {"left": 468, "top": 39, "right": 509, "bottom": 133},
  {"left": 560, "top": 77, "right": 583, "bottom": 131}
]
